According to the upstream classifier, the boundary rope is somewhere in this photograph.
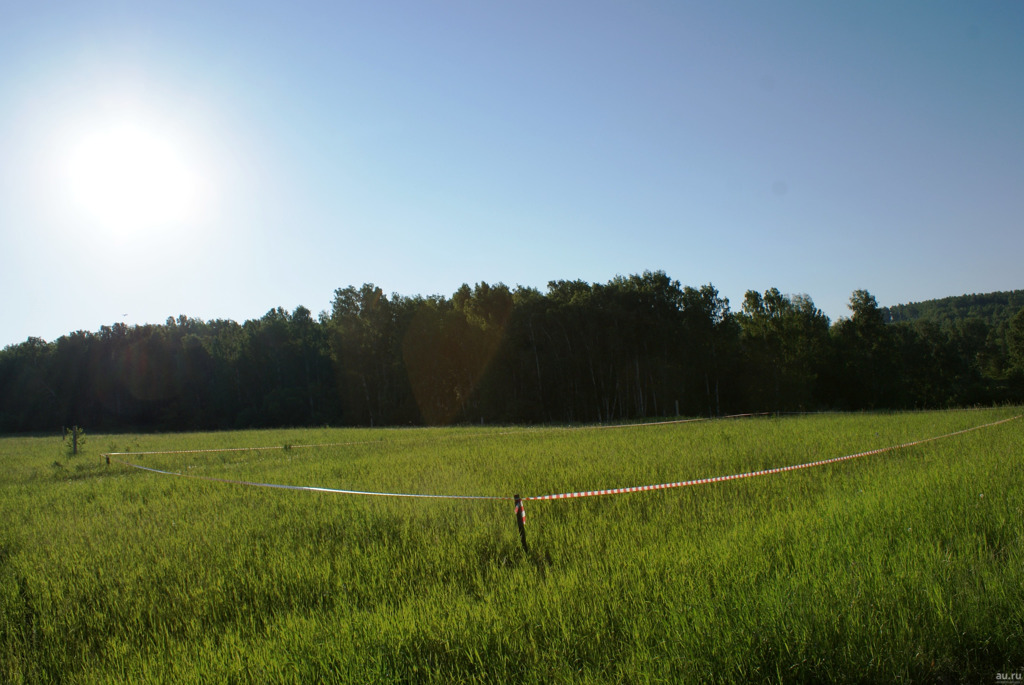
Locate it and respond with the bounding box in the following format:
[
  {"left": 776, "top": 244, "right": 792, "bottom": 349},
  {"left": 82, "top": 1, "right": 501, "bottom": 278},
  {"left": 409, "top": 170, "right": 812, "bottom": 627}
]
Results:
[
  {"left": 103, "top": 414, "right": 1021, "bottom": 502},
  {"left": 104, "top": 457, "right": 509, "bottom": 500},
  {"left": 526, "top": 414, "right": 1020, "bottom": 501}
]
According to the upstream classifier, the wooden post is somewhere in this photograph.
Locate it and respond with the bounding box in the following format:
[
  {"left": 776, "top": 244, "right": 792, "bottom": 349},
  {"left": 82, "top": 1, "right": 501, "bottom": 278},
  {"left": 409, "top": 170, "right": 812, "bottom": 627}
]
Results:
[{"left": 513, "top": 494, "right": 528, "bottom": 554}]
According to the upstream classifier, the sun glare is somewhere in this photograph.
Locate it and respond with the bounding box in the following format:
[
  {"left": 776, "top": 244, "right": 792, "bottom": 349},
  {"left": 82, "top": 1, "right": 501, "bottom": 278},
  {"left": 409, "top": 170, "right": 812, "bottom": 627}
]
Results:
[{"left": 66, "top": 121, "right": 202, "bottom": 234}]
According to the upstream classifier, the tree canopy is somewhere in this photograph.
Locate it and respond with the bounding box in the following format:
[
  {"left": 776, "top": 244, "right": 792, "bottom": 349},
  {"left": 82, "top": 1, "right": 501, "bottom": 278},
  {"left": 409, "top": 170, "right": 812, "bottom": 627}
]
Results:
[{"left": 2, "top": 272, "right": 1021, "bottom": 433}]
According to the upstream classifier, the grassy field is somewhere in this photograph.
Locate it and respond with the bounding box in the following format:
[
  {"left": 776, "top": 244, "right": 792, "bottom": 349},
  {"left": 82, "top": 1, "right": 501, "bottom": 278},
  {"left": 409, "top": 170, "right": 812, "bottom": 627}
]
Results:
[{"left": 2, "top": 409, "right": 1022, "bottom": 683}]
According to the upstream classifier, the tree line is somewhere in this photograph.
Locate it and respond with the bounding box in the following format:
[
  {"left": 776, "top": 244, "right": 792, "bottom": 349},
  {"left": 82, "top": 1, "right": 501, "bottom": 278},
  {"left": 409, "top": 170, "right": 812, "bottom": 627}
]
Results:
[
  {"left": 3, "top": 271, "right": 1023, "bottom": 433},
  {"left": 883, "top": 289, "right": 1024, "bottom": 327}
]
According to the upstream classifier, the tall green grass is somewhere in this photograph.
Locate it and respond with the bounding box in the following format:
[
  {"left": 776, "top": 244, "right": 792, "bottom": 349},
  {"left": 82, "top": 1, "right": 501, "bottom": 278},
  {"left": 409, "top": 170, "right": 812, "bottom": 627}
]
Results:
[{"left": 2, "top": 409, "right": 1022, "bottom": 683}]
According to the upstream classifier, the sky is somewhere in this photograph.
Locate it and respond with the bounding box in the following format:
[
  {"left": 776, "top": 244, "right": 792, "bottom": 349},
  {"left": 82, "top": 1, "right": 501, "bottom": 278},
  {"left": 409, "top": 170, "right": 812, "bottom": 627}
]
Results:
[{"left": 1, "top": 1, "right": 1022, "bottom": 348}]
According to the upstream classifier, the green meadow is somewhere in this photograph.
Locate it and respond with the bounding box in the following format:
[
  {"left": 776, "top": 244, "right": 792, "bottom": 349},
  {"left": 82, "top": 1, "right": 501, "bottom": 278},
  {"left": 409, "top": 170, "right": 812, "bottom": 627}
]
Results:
[{"left": 2, "top": 409, "right": 1022, "bottom": 683}]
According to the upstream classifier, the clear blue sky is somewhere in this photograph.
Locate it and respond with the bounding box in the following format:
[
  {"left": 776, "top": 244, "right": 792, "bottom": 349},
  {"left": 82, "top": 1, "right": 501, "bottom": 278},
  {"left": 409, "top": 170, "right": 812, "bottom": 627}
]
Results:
[{"left": 2, "top": 1, "right": 1022, "bottom": 347}]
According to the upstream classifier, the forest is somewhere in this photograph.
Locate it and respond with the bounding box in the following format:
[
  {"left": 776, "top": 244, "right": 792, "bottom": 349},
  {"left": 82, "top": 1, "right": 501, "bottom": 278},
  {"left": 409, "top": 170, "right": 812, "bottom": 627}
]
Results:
[
  {"left": 883, "top": 289, "right": 1024, "bottom": 327},
  {"left": 2, "top": 272, "right": 1023, "bottom": 433}
]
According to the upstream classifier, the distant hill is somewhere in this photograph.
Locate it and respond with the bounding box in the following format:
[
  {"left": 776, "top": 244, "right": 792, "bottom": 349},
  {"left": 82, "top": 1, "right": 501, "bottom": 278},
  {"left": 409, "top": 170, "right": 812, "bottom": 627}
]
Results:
[{"left": 883, "top": 290, "right": 1024, "bottom": 329}]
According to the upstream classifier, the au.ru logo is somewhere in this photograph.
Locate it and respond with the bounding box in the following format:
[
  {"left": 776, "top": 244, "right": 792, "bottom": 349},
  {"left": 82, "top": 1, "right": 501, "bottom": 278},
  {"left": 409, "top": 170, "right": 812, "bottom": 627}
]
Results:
[{"left": 995, "top": 673, "right": 1022, "bottom": 682}]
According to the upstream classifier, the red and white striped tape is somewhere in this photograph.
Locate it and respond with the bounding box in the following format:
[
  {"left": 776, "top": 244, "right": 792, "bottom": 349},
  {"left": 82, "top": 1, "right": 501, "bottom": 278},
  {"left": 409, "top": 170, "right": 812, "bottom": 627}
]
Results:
[
  {"left": 525, "top": 414, "right": 1020, "bottom": 501},
  {"left": 105, "top": 414, "right": 1020, "bottom": 502}
]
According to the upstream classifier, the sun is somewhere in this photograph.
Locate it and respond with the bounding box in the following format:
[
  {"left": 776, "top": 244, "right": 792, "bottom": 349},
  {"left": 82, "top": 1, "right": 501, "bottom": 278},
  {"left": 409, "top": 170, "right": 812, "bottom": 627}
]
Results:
[{"left": 65, "top": 120, "right": 202, "bottom": 234}]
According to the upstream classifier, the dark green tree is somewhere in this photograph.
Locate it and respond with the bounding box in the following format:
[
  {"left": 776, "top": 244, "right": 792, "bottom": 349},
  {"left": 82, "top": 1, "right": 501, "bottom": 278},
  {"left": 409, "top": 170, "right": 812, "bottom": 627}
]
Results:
[
  {"left": 829, "top": 290, "right": 899, "bottom": 409},
  {"left": 679, "top": 284, "right": 736, "bottom": 417},
  {"left": 738, "top": 289, "right": 830, "bottom": 411},
  {"left": 1008, "top": 307, "right": 1024, "bottom": 372}
]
